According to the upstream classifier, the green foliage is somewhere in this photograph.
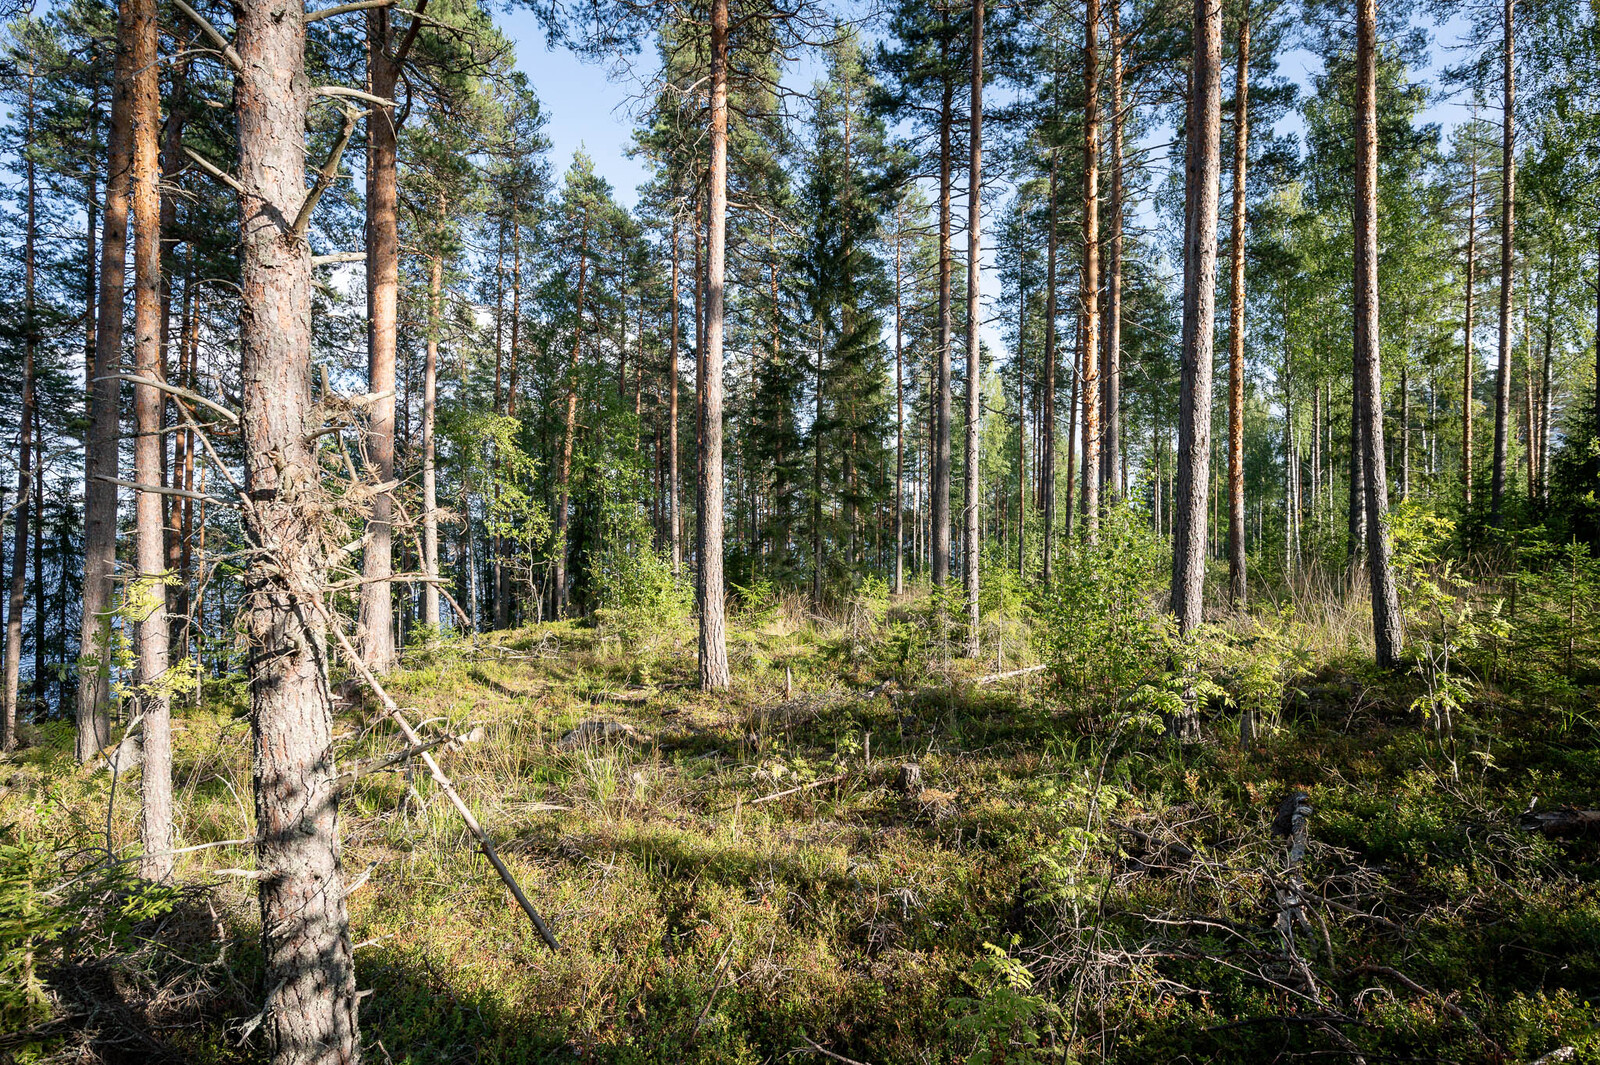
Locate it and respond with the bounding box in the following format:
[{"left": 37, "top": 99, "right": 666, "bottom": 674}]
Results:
[
  {"left": 0, "top": 840, "right": 66, "bottom": 1027},
  {"left": 1392, "top": 503, "right": 1507, "bottom": 777},
  {"left": 591, "top": 488, "right": 690, "bottom": 650},
  {"left": 948, "top": 941, "right": 1060, "bottom": 1065},
  {"left": 1038, "top": 504, "right": 1170, "bottom": 717}
]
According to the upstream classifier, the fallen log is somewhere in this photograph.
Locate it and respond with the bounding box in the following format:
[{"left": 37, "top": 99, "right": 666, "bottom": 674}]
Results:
[{"left": 1519, "top": 807, "right": 1600, "bottom": 838}]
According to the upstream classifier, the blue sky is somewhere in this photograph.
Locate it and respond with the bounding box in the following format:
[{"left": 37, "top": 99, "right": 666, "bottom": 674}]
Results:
[{"left": 495, "top": 7, "right": 1486, "bottom": 361}]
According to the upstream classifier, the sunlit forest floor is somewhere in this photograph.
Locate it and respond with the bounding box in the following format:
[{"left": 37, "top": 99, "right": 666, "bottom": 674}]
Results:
[{"left": 4, "top": 577, "right": 1600, "bottom": 1064}]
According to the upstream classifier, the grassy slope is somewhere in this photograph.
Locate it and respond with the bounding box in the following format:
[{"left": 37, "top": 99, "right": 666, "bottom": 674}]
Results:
[{"left": 4, "top": 600, "right": 1600, "bottom": 1064}]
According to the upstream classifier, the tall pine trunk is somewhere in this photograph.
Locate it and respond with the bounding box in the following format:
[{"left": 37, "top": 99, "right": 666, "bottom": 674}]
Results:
[
  {"left": 1170, "top": 0, "right": 1222, "bottom": 641},
  {"left": 422, "top": 249, "right": 442, "bottom": 630},
  {"left": 1463, "top": 148, "right": 1477, "bottom": 506},
  {"left": 698, "top": 0, "right": 731, "bottom": 689},
  {"left": 1490, "top": 0, "right": 1514, "bottom": 526},
  {"left": 1080, "top": 0, "right": 1101, "bottom": 542},
  {"left": 555, "top": 211, "right": 590, "bottom": 616},
  {"left": 893, "top": 204, "right": 905, "bottom": 594},
  {"left": 1042, "top": 151, "right": 1058, "bottom": 582},
  {"left": 1226, "top": 11, "right": 1250, "bottom": 608},
  {"left": 361, "top": 7, "right": 399, "bottom": 670},
  {"left": 963, "top": 0, "right": 984, "bottom": 656},
  {"left": 669, "top": 217, "right": 683, "bottom": 574},
  {"left": 2, "top": 71, "right": 38, "bottom": 752},
  {"left": 237, "top": 0, "right": 361, "bottom": 1052},
  {"left": 1354, "top": 0, "right": 1404, "bottom": 668},
  {"left": 933, "top": 22, "right": 954, "bottom": 589},
  {"left": 130, "top": 0, "right": 172, "bottom": 877},
  {"left": 78, "top": 2, "right": 135, "bottom": 763},
  {"left": 1102, "top": 1, "right": 1124, "bottom": 501}
]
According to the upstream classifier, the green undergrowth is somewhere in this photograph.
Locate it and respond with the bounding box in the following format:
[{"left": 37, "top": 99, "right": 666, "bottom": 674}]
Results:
[{"left": 3, "top": 588, "right": 1599, "bottom": 1064}]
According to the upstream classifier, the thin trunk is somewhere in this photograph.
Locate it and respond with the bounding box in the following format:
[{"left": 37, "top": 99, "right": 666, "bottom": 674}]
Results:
[
  {"left": 699, "top": 0, "right": 731, "bottom": 689},
  {"left": 78, "top": 1, "right": 134, "bottom": 763},
  {"left": 1354, "top": 0, "right": 1403, "bottom": 667},
  {"left": 1490, "top": 0, "right": 1514, "bottom": 526},
  {"left": 893, "top": 206, "right": 905, "bottom": 594},
  {"left": 422, "top": 249, "right": 441, "bottom": 629},
  {"left": 964, "top": 0, "right": 984, "bottom": 656},
  {"left": 236, "top": 0, "right": 360, "bottom": 1055},
  {"left": 1463, "top": 148, "right": 1477, "bottom": 505},
  {"left": 1042, "top": 150, "right": 1059, "bottom": 582},
  {"left": 1226, "top": 11, "right": 1250, "bottom": 608},
  {"left": 3, "top": 73, "right": 38, "bottom": 753},
  {"left": 1171, "top": 0, "right": 1222, "bottom": 640},
  {"left": 1016, "top": 224, "right": 1026, "bottom": 578},
  {"left": 555, "top": 210, "right": 590, "bottom": 616},
  {"left": 1080, "top": 0, "right": 1101, "bottom": 542},
  {"left": 933, "top": 22, "right": 954, "bottom": 588},
  {"left": 130, "top": 0, "right": 172, "bottom": 877},
  {"left": 1103, "top": 2, "right": 1124, "bottom": 500},
  {"left": 669, "top": 218, "right": 682, "bottom": 574},
  {"left": 360, "top": 3, "right": 402, "bottom": 671},
  {"left": 1401, "top": 365, "right": 1411, "bottom": 500}
]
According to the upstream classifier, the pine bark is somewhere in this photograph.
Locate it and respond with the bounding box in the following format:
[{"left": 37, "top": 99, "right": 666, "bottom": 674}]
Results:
[
  {"left": 422, "top": 250, "right": 441, "bottom": 630},
  {"left": 893, "top": 205, "right": 905, "bottom": 594},
  {"left": 78, "top": 1, "right": 135, "bottom": 763},
  {"left": 555, "top": 210, "right": 591, "bottom": 616},
  {"left": 1102, "top": 2, "right": 1124, "bottom": 501},
  {"left": 1226, "top": 11, "right": 1250, "bottom": 608},
  {"left": 1170, "top": 0, "right": 1222, "bottom": 639},
  {"left": 669, "top": 218, "right": 683, "bottom": 574},
  {"left": 1080, "top": 0, "right": 1101, "bottom": 542},
  {"left": 698, "top": 0, "right": 731, "bottom": 689},
  {"left": 2, "top": 71, "right": 38, "bottom": 752},
  {"left": 236, "top": 0, "right": 360, "bottom": 1053},
  {"left": 932, "top": 20, "right": 954, "bottom": 589},
  {"left": 130, "top": 0, "right": 172, "bottom": 877},
  {"left": 1354, "top": 0, "right": 1404, "bottom": 668},
  {"left": 1490, "top": 0, "right": 1514, "bottom": 526},
  {"left": 1042, "top": 152, "right": 1058, "bottom": 582},
  {"left": 1463, "top": 150, "right": 1477, "bottom": 505},
  {"left": 963, "top": 0, "right": 984, "bottom": 656}
]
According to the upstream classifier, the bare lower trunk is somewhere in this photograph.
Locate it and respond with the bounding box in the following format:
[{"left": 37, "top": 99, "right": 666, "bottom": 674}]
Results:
[
  {"left": 933, "top": 30, "right": 954, "bottom": 589},
  {"left": 78, "top": 5, "right": 134, "bottom": 763},
  {"left": 360, "top": 5, "right": 402, "bottom": 669},
  {"left": 237, "top": 0, "right": 360, "bottom": 1054},
  {"left": 1463, "top": 153, "right": 1477, "bottom": 507},
  {"left": 2, "top": 78, "right": 37, "bottom": 751},
  {"left": 699, "top": 0, "right": 731, "bottom": 689},
  {"left": 1102, "top": 5, "right": 1124, "bottom": 501},
  {"left": 422, "top": 251, "right": 441, "bottom": 630},
  {"left": 1354, "top": 0, "right": 1403, "bottom": 668},
  {"left": 1226, "top": 12, "right": 1250, "bottom": 609},
  {"left": 669, "top": 219, "right": 682, "bottom": 574},
  {"left": 1490, "top": 0, "right": 1514, "bottom": 527},
  {"left": 1042, "top": 153, "right": 1058, "bottom": 582},
  {"left": 1171, "top": 0, "right": 1222, "bottom": 638},
  {"left": 964, "top": 0, "right": 984, "bottom": 657},
  {"left": 1080, "top": 0, "right": 1101, "bottom": 543},
  {"left": 130, "top": 0, "right": 172, "bottom": 877},
  {"left": 555, "top": 213, "right": 591, "bottom": 616},
  {"left": 893, "top": 206, "right": 905, "bottom": 594}
]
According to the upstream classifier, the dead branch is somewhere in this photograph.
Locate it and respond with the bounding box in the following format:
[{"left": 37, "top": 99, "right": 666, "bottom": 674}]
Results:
[
  {"left": 104, "top": 372, "right": 240, "bottom": 424},
  {"left": 974, "top": 664, "right": 1048, "bottom": 684},
  {"left": 172, "top": 0, "right": 243, "bottom": 70},
  {"left": 182, "top": 145, "right": 242, "bottom": 193},
  {"left": 304, "top": 0, "right": 395, "bottom": 22},
  {"left": 743, "top": 773, "right": 845, "bottom": 808},
  {"left": 292, "top": 106, "right": 364, "bottom": 239},
  {"left": 315, "top": 85, "right": 397, "bottom": 108}
]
